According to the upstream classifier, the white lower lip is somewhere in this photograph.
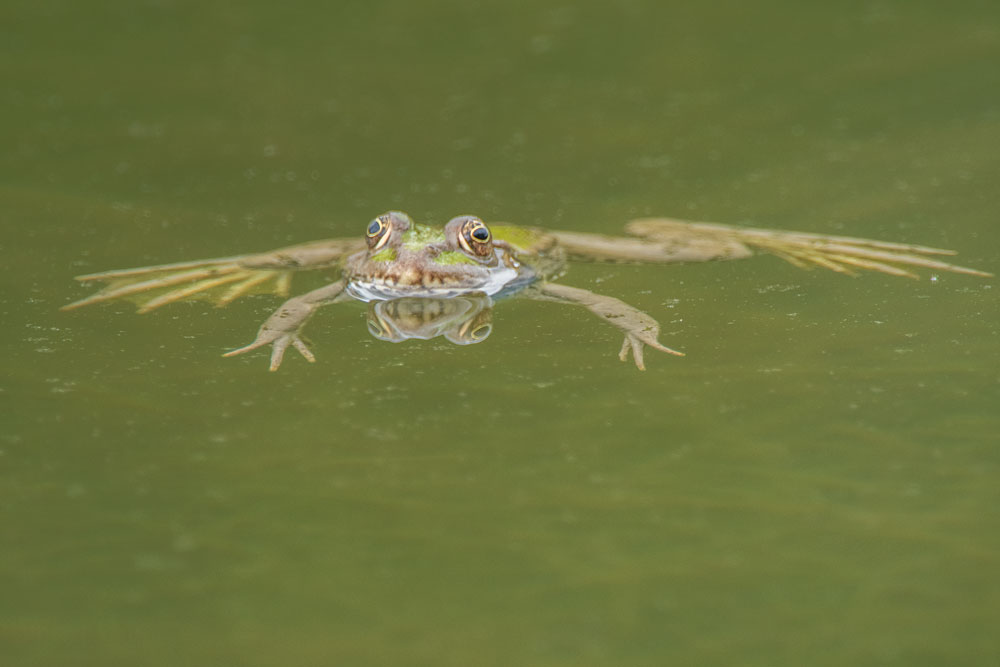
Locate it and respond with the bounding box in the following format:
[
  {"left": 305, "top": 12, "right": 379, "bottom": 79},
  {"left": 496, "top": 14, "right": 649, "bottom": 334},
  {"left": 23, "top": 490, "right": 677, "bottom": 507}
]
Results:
[{"left": 346, "top": 266, "right": 519, "bottom": 302}]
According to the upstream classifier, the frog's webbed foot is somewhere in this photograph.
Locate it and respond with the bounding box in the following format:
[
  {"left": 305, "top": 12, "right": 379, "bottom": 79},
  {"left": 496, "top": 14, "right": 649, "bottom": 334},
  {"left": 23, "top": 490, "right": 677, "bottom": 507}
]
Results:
[
  {"left": 224, "top": 331, "right": 315, "bottom": 372},
  {"left": 619, "top": 218, "right": 992, "bottom": 278},
  {"left": 531, "top": 282, "right": 683, "bottom": 370},
  {"left": 223, "top": 280, "right": 347, "bottom": 371},
  {"left": 62, "top": 238, "right": 364, "bottom": 313},
  {"left": 62, "top": 259, "right": 291, "bottom": 313},
  {"left": 616, "top": 333, "right": 680, "bottom": 371}
]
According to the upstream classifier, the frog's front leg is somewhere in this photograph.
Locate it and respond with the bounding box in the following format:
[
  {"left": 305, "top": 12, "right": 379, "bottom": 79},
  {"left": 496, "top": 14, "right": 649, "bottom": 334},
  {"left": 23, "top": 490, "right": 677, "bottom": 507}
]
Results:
[
  {"left": 223, "top": 279, "right": 348, "bottom": 371},
  {"left": 530, "top": 283, "right": 683, "bottom": 370}
]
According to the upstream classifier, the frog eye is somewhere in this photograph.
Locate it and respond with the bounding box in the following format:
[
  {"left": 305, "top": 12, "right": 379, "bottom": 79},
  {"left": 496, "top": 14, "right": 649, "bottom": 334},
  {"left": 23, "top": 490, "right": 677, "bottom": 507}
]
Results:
[
  {"left": 366, "top": 215, "right": 393, "bottom": 250},
  {"left": 456, "top": 217, "right": 493, "bottom": 257},
  {"left": 471, "top": 225, "right": 490, "bottom": 242}
]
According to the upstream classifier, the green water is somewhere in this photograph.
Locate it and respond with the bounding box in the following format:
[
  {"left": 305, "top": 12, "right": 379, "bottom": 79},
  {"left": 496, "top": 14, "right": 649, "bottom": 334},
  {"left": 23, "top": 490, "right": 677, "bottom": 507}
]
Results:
[{"left": 3, "top": 1, "right": 999, "bottom": 665}]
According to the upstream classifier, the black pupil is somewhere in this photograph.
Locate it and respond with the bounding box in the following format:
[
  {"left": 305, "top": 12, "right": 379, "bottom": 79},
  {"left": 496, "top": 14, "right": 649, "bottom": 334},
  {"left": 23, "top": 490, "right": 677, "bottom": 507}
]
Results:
[
  {"left": 368, "top": 220, "right": 382, "bottom": 236},
  {"left": 471, "top": 226, "right": 489, "bottom": 242}
]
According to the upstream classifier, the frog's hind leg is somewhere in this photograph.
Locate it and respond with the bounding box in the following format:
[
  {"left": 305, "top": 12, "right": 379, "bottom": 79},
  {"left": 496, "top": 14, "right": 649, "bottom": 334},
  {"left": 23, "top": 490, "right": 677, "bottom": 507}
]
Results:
[
  {"left": 63, "top": 238, "right": 363, "bottom": 313},
  {"left": 215, "top": 271, "right": 284, "bottom": 307},
  {"left": 63, "top": 263, "right": 240, "bottom": 311},
  {"left": 621, "top": 218, "right": 993, "bottom": 278},
  {"left": 136, "top": 271, "right": 281, "bottom": 313},
  {"left": 61, "top": 259, "right": 286, "bottom": 313},
  {"left": 529, "top": 282, "right": 683, "bottom": 370}
]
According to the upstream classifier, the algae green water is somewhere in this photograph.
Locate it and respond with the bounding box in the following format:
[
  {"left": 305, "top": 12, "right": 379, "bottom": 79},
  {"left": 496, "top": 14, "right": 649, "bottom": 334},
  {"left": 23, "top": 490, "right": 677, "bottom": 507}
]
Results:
[{"left": 3, "top": 2, "right": 999, "bottom": 665}]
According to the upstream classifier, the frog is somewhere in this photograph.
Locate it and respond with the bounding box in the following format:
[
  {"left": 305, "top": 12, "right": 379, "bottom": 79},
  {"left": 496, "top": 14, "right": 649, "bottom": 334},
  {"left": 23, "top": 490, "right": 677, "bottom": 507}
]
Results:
[{"left": 63, "top": 212, "right": 990, "bottom": 370}]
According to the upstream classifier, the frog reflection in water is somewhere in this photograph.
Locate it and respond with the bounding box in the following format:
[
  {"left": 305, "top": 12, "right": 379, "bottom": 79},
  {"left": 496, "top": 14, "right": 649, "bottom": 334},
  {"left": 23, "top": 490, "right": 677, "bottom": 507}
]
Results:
[
  {"left": 366, "top": 294, "right": 495, "bottom": 346},
  {"left": 63, "top": 212, "right": 990, "bottom": 370}
]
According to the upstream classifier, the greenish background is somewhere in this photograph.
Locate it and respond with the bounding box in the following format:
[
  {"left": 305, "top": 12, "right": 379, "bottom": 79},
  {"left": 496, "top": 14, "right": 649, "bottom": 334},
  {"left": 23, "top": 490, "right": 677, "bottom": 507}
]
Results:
[{"left": 2, "top": 1, "right": 998, "bottom": 665}]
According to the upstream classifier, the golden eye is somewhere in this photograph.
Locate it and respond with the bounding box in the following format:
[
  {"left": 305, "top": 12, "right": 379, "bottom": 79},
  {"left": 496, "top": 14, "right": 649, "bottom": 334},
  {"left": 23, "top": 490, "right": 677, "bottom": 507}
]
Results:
[
  {"left": 469, "top": 221, "right": 490, "bottom": 243},
  {"left": 457, "top": 218, "right": 492, "bottom": 256},
  {"left": 366, "top": 217, "right": 385, "bottom": 238},
  {"left": 366, "top": 215, "right": 393, "bottom": 250}
]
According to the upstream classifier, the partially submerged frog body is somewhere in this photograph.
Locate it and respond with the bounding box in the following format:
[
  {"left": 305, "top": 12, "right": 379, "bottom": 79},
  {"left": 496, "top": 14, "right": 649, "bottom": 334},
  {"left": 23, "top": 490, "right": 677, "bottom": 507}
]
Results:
[{"left": 63, "top": 212, "right": 990, "bottom": 370}]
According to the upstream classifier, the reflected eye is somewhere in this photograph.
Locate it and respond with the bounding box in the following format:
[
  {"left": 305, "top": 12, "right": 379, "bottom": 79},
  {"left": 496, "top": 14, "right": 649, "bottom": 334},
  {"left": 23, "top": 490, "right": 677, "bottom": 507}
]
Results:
[
  {"left": 366, "top": 215, "right": 392, "bottom": 250},
  {"left": 471, "top": 324, "right": 492, "bottom": 340}
]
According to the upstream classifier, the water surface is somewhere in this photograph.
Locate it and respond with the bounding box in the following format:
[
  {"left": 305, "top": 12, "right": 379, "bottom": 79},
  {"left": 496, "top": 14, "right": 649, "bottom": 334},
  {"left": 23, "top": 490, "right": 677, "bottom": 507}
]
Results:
[{"left": 2, "top": 2, "right": 999, "bottom": 665}]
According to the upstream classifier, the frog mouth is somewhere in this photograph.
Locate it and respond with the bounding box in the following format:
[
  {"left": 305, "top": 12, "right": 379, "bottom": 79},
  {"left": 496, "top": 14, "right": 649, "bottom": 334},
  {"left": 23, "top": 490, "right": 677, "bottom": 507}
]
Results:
[
  {"left": 345, "top": 265, "right": 519, "bottom": 302},
  {"left": 346, "top": 280, "right": 484, "bottom": 302}
]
